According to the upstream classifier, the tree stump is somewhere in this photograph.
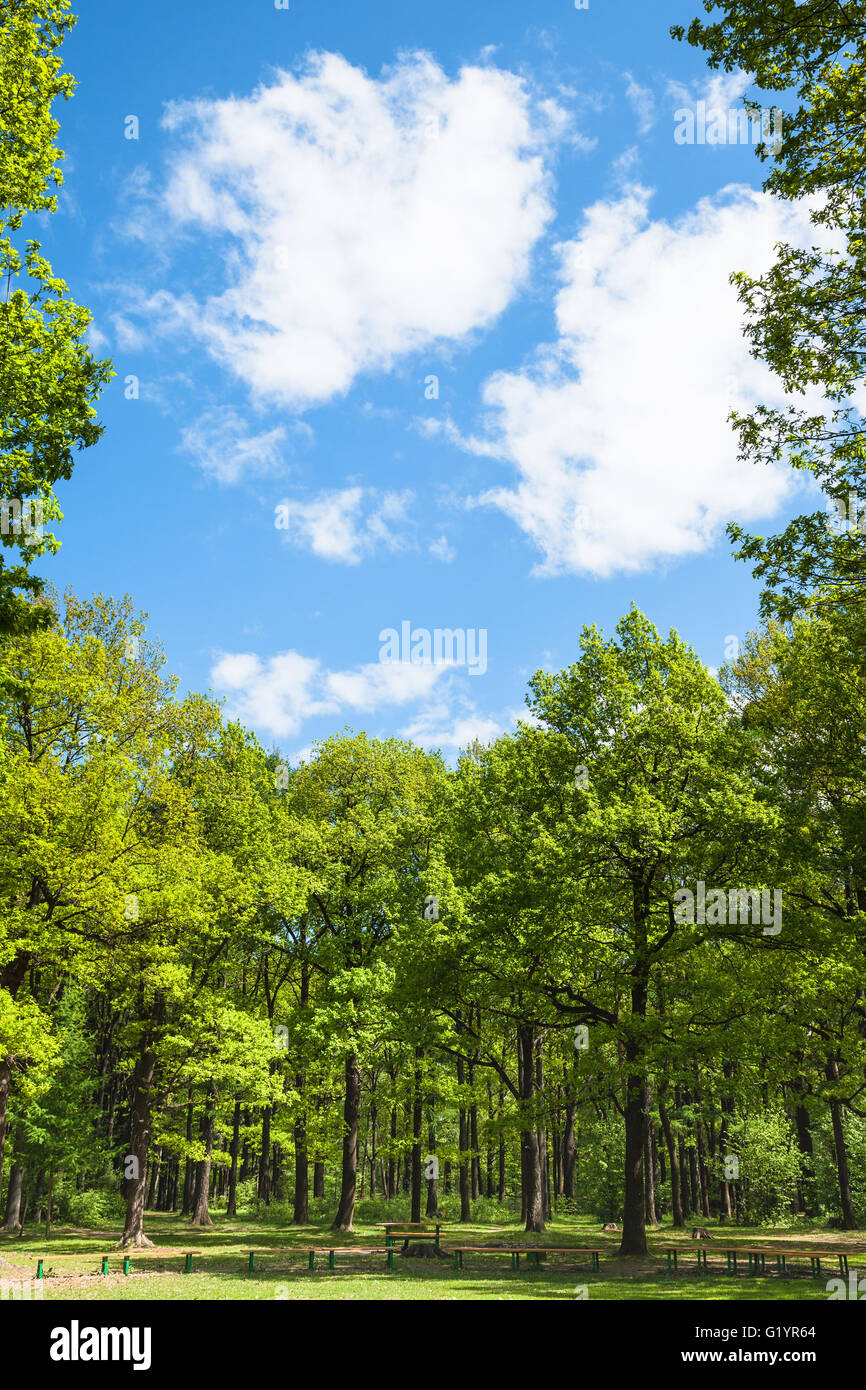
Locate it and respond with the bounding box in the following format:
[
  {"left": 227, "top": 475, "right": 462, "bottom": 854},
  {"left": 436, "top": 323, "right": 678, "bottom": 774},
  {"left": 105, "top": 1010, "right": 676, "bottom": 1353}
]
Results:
[
  {"left": 601, "top": 1222, "right": 620, "bottom": 1232},
  {"left": 690, "top": 1227, "right": 713, "bottom": 1240}
]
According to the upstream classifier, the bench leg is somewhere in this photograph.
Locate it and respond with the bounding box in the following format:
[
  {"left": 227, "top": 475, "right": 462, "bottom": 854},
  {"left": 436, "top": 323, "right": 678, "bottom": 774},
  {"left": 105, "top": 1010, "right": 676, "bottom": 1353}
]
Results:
[
  {"left": 309, "top": 1251, "right": 315, "bottom": 1271},
  {"left": 329, "top": 1250, "right": 335, "bottom": 1271},
  {"left": 592, "top": 1253, "right": 599, "bottom": 1272},
  {"left": 248, "top": 1252, "right": 255, "bottom": 1273},
  {"left": 529, "top": 1252, "right": 538, "bottom": 1270},
  {"left": 510, "top": 1252, "right": 516, "bottom": 1271},
  {"left": 388, "top": 1248, "right": 394, "bottom": 1271}
]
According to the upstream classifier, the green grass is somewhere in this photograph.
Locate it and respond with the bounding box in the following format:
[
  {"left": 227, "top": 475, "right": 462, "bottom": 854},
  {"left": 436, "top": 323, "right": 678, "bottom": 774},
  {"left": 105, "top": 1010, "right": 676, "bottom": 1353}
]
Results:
[{"left": 1, "top": 1211, "right": 859, "bottom": 1301}]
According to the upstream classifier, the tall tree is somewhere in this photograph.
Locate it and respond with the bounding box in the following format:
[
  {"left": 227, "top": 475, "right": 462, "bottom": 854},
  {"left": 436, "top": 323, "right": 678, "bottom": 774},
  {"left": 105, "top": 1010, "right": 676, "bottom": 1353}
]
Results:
[
  {"left": 0, "top": 2, "right": 112, "bottom": 632},
  {"left": 528, "top": 608, "right": 782, "bottom": 1256},
  {"left": 673, "top": 1, "right": 866, "bottom": 620}
]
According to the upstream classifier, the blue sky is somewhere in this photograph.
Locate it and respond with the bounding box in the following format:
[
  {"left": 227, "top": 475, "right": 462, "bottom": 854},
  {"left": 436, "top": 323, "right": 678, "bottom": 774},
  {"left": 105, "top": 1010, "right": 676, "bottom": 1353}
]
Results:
[{"left": 35, "top": 0, "right": 819, "bottom": 761}]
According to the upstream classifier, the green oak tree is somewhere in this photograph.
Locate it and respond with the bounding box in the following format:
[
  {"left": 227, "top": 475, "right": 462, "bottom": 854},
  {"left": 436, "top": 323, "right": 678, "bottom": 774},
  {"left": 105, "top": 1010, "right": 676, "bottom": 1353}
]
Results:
[{"left": 0, "top": 2, "right": 112, "bottom": 632}]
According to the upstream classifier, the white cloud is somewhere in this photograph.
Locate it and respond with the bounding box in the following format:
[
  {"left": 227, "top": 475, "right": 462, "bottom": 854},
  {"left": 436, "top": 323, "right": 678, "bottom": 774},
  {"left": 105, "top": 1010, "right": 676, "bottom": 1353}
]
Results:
[
  {"left": 210, "top": 646, "right": 449, "bottom": 738},
  {"left": 87, "top": 323, "right": 110, "bottom": 353},
  {"left": 276, "top": 487, "right": 414, "bottom": 563},
  {"left": 429, "top": 535, "right": 456, "bottom": 563},
  {"left": 211, "top": 650, "right": 329, "bottom": 736},
  {"left": 146, "top": 52, "right": 564, "bottom": 409},
  {"left": 624, "top": 73, "right": 655, "bottom": 135},
  {"left": 445, "top": 183, "right": 820, "bottom": 577},
  {"left": 399, "top": 701, "right": 535, "bottom": 754},
  {"left": 666, "top": 69, "right": 753, "bottom": 125},
  {"left": 181, "top": 407, "right": 298, "bottom": 484},
  {"left": 110, "top": 314, "right": 147, "bottom": 351},
  {"left": 325, "top": 660, "right": 442, "bottom": 711}
]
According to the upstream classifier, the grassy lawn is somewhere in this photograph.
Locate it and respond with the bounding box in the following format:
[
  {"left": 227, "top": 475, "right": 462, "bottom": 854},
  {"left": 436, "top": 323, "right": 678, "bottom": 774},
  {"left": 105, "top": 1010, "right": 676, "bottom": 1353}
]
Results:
[{"left": 1, "top": 1213, "right": 859, "bottom": 1301}]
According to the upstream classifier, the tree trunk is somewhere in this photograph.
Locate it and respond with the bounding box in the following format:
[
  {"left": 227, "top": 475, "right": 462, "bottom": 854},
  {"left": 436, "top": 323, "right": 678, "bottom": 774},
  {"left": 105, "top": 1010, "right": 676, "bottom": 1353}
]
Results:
[
  {"left": 688, "top": 1140, "right": 699, "bottom": 1215},
  {"left": 182, "top": 1088, "right": 195, "bottom": 1215},
  {"left": 659, "top": 1094, "right": 684, "bottom": 1228},
  {"left": 258, "top": 1105, "right": 272, "bottom": 1205},
  {"left": 3, "top": 1162, "right": 24, "bottom": 1231},
  {"left": 792, "top": 1076, "right": 816, "bottom": 1216},
  {"left": 410, "top": 1049, "right": 423, "bottom": 1222},
  {"left": 31, "top": 1169, "right": 45, "bottom": 1228},
  {"left": 387, "top": 1105, "right": 397, "bottom": 1201},
  {"left": 227, "top": 1100, "right": 241, "bottom": 1217},
  {"left": 678, "top": 1138, "right": 690, "bottom": 1217},
  {"left": 827, "top": 1059, "right": 857, "bottom": 1229},
  {"left": 45, "top": 1168, "right": 53, "bottom": 1240},
  {"left": 497, "top": 1077, "right": 506, "bottom": 1202},
  {"left": 696, "top": 1119, "right": 711, "bottom": 1219},
  {"left": 293, "top": 1105, "right": 309, "bottom": 1224},
  {"left": 425, "top": 1105, "right": 439, "bottom": 1216},
  {"left": 518, "top": 1023, "right": 544, "bottom": 1233},
  {"left": 146, "top": 1149, "right": 160, "bottom": 1211},
  {"left": 0, "top": 953, "right": 30, "bottom": 1197},
  {"left": 642, "top": 1086, "right": 657, "bottom": 1227},
  {"left": 469, "top": 1061, "right": 481, "bottom": 1200},
  {"left": 0, "top": 1057, "right": 12, "bottom": 1206},
  {"left": 190, "top": 1083, "right": 216, "bottom": 1226},
  {"left": 369, "top": 1097, "right": 377, "bottom": 1199},
  {"left": 562, "top": 1098, "right": 577, "bottom": 1199},
  {"left": 456, "top": 1053, "right": 471, "bottom": 1222},
  {"left": 331, "top": 1051, "right": 361, "bottom": 1231},
  {"left": 619, "top": 1056, "right": 647, "bottom": 1254},
  {"left": 119, "top": 1034, "right": 157, "bottom": 1247}
]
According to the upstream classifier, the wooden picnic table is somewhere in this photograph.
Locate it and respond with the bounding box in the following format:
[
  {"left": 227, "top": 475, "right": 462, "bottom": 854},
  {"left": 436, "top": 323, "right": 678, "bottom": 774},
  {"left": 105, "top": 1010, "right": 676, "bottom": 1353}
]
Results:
[{"left": 374, "top": 1221, "right": 448, "bottom": 1250}]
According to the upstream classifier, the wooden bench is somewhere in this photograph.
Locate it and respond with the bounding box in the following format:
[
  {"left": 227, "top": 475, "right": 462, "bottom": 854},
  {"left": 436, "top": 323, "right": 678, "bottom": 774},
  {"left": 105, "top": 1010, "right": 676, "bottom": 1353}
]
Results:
[
  {"left": 738, "top": 1247, "right": 854, "bottom": 1278},
  {"left": 451, "top": 1245, "right": 602, "bottom": 1272},
  {"left": 244, "top": 1246, "right": 394, "bottom": 1273},
  {"left": 30, "top": 1252, "right": 190, "bottom": 1279},
  {"left": 661, "top": 1245, "right": 856, "bottom": 1278}
]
